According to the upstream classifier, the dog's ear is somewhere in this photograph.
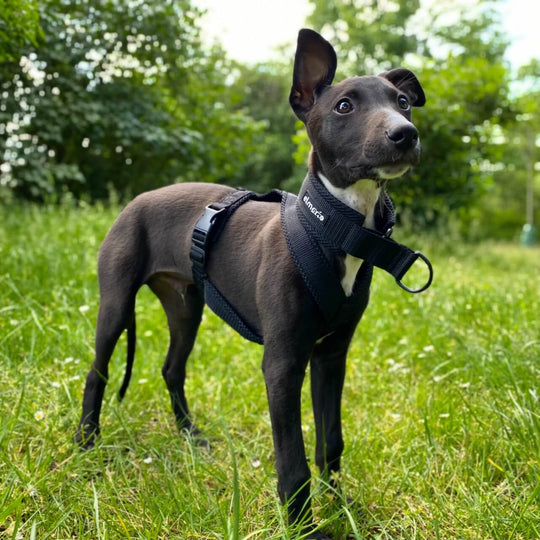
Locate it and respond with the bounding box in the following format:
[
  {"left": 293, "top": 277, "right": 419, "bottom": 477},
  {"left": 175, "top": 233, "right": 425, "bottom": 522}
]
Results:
[
  {"left": 379, "top": 68, "right": 426, "bottom": 107},
  {"left": 289, "top": 29, "right": 337, "bottom": 122}
]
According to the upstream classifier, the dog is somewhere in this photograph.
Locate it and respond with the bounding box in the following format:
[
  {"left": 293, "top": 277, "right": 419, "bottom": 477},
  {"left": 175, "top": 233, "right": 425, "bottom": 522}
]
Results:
[{"left": 76, "top": 29, "right": 427, "bottom": 539}]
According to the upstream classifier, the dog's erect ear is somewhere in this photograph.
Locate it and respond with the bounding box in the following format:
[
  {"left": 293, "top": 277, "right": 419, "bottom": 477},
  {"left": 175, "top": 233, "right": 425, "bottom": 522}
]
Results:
[
  {"left": 379, "top": 68, "right": 426, "bottom": 107},
  {"left": 289, "top": 29, "right": 337, "bottom": 121}
]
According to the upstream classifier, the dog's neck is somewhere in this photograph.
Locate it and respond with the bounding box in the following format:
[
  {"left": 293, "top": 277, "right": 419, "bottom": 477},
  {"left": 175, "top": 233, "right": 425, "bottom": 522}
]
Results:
[
  {"left": 317, "top": 172, "right": 382, "bottom": 296},
  {"left": 317, "top": 173, "right": 381, "bottom": 229}
]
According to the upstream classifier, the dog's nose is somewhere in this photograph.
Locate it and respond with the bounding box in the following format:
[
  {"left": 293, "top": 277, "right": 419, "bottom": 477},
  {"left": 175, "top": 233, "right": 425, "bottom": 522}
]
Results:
[{"left": 386, "top": 124, "right": 419, "bottom": 150}]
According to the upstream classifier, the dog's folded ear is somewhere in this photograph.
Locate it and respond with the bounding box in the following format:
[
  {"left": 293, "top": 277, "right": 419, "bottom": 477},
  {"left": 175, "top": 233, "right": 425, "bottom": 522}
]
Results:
[
  {"left": 379, "top": 68, "right": 426, "bottom": 107},
  {"left": 289, "top": 29, "right": 337, "bottom": 122}
]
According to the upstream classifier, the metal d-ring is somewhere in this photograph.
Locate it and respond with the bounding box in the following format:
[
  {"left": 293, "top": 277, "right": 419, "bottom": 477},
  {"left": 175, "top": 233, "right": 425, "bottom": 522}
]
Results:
[{"left": 396, "top": 251, "right": 434, "bottom": 293}]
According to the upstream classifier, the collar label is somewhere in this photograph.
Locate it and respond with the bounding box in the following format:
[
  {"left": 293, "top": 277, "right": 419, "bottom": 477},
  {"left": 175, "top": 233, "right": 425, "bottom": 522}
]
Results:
[{"left": 302, "top": 193, "right": 325, "bottom": 222}]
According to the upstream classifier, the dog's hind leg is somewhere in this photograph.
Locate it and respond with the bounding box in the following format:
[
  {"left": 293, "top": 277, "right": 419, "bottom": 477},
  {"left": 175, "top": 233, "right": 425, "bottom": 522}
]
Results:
[
  {"left": 75, "top": 290, "right": 137, "bottom": 448},
  {"left": 148, "top": 277, "right": 206, "bottom": 443}
]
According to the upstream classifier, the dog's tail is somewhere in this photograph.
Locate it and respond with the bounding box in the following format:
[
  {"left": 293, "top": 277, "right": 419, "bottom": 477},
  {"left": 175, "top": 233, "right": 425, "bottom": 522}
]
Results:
[{"left": 118, "top": 314, "right": 136, "bottom": 401}]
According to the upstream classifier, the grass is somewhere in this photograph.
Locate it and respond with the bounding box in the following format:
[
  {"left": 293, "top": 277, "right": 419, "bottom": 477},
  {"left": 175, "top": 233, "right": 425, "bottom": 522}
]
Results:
[{"left": 0, "top": 201, "right": 539, "bottom": 539}]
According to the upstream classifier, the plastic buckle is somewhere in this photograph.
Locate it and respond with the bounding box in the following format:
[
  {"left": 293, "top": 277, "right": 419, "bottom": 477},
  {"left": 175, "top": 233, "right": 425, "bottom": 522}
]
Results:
[
  {"left": 395, "top": 251, "right": 433, "bottom": 294},
  {"left": 190, "top": 206, "right": 225, "bottom": 275}
]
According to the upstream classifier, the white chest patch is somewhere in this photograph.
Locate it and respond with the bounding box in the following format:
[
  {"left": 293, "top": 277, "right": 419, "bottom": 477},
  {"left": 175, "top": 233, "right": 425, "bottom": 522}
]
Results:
[{"left": 318, "top": 174, "right": 381, "bottom": 296}]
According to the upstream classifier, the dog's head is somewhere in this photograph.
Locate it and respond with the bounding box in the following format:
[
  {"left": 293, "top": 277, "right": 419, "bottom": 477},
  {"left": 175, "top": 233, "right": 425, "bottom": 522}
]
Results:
[{"left": 290, "top": 29, "right": 426, "bottom": 188}]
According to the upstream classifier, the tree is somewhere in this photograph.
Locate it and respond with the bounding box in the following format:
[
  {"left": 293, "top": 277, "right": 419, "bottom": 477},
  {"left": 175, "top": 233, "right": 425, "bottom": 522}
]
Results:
[
  {"left": 478, "top": 61, "right": 540, "bottom": 239},
  {"left": 0, "top": 0, "right": 262, "bottom": 201},
  {"left": 309, "top": 0, "right": 424, "bottom": 74},
  {"left": 230, "top": 60, "right": 300, "bottom": 193}
]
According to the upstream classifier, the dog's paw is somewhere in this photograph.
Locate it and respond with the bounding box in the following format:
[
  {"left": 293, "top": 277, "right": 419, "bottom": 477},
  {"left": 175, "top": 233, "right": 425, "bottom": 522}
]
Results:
[
  {"left": 182, "top": 425, "right": 211, "bottom": 450},
  {"left": 74, "top": 425, "right": 99, "bottom": 450}
]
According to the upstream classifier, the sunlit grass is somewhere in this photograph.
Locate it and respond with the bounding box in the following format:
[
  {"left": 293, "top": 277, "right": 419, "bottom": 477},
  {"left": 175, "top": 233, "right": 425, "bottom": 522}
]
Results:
[{"left": 1, "top": 202, "right": 538, "bottom": 539}]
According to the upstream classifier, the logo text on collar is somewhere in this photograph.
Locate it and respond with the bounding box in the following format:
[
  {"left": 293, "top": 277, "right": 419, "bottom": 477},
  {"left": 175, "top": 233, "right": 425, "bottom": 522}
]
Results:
[{"left": 303, "top": 194, "right": 325, "bottom": 222}]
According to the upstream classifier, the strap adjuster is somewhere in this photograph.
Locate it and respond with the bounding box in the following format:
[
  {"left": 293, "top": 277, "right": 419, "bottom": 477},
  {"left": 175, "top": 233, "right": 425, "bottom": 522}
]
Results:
[{"left": 190, "top": 206, "right": 225, "bottom": 280}]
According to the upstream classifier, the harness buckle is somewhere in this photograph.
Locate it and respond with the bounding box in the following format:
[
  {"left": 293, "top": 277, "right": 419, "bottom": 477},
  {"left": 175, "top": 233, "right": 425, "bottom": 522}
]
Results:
[
  {"left": 190, "top": 205, "right": 225, "bottom": 278},
  {"left": 395, "top": 251, "right": 433, "bottom": 294}
]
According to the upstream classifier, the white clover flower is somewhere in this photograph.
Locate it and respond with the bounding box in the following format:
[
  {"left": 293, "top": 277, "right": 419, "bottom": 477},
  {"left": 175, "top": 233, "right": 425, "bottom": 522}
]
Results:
[
  {"left": 143, "top": 456, "right": 153, "bottom": 464},
  {"left": 78, "top": 305, "right": 90, "bottom": 314},
  {"left": 251, "top": 457, "right": 261, "bottom": 468}
]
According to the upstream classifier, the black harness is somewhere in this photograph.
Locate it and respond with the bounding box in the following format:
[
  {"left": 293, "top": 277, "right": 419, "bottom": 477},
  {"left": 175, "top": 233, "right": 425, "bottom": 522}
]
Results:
[{"left": 190, "top": 174, "right": 433, "bottom": 344}]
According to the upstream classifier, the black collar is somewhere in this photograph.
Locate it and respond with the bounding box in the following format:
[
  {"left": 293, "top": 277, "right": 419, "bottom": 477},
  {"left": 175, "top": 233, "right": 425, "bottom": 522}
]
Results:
[{"left": 296, "top": 173, "right": 433, "bottom": 293}]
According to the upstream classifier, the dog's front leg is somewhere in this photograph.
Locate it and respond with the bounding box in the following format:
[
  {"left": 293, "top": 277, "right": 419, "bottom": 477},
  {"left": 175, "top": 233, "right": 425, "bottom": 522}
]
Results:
[
  {"left": 262, "top": 342, "right": 314, "bottom": 529},
  {"left": 310, "top": 325, "right": 357, "bottom": 486}
]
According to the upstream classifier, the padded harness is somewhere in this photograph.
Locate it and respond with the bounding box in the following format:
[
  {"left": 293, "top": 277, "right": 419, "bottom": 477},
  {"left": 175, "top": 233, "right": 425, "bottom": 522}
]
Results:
[{"left": 190, "top": 174, "right": 433, "bottom": 344}]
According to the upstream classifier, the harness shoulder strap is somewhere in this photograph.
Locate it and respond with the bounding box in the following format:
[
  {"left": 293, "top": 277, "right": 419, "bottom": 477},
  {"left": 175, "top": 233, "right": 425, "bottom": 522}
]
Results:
[{"left": 190, "top": 188, "right": 283, "bottom": 345}]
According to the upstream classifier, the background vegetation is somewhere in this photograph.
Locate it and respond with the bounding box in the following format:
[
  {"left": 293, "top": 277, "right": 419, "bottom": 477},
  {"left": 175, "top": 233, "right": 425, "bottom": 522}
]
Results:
[
  {"left": 1, "top": 1, "right": 539, "bottom": 539},
  {"left": 1, "top": 0, "right": 539, "bottom": 237}
]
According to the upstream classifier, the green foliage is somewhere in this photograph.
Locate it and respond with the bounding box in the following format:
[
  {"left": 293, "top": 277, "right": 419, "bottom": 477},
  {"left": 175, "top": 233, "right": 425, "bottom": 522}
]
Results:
[
  {"left": 479, "top": 60, "right": 540, "bottom": 239},
  {"left": 426, "top": 0, "right": 507, "bottom": 62},
  {"left": 230, "top": 61, "right": 299, "bottom": 192},
  {"left": 308, "top": 0, "right": 424, "bottom": 73},
  {"left": 0, "top": 0, "right": 262, "bottom": 201},
  {"left": 398, "top": 54, "right": 510, "bottom": 229},
  {"left": 1, "top": 0, "right": 538, "bottom": 241},
  {"left": 1, "top": 203, "right": 539, "bottom": 538},
  {"left": 0, "top": 0, "right": 42, "bottom": 62}
]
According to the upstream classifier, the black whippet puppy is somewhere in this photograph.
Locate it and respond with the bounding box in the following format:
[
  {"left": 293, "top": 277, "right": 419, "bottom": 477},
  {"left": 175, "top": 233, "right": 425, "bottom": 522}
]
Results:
[{"left": 76, "top": 29, "right": 428, "bottom": 538}]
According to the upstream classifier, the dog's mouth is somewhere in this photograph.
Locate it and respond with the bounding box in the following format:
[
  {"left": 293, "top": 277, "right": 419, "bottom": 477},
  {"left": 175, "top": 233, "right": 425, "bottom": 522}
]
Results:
[
  {"left": 348, "top": 160, "right": 413, "bottom": 182},
  {"left": 353, "top": 139, "right": 421, "bottom": 181},
  {"left": 374, "top": 162, "right": 412, "bottom": 179}
]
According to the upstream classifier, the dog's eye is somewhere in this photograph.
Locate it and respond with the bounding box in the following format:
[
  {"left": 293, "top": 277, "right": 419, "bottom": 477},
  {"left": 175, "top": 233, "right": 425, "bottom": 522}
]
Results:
[
  {"left": 335, "top": 98, "right": 353, "bottom": 114},
  {"left": 398, "top": 95, "right": 410, "bottom": 110}
]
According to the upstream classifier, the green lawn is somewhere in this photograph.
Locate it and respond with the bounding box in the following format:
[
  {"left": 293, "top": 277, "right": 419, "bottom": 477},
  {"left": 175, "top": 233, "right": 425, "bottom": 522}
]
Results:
[{"left": 1, "top": 202, "right": 539, "bottom": 539}]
